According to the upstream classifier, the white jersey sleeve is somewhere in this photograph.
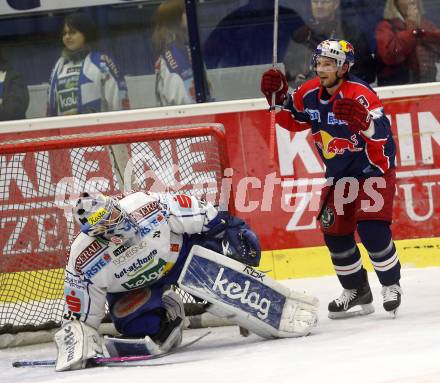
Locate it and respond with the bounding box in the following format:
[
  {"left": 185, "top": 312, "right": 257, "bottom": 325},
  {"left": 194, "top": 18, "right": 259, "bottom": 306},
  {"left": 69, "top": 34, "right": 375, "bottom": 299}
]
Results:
[
  {"left": 160, "top": 193, "right": 219, "bottom": 235},
  {"left": 63, "top": 234, "right": 108, "bottom": 329}
]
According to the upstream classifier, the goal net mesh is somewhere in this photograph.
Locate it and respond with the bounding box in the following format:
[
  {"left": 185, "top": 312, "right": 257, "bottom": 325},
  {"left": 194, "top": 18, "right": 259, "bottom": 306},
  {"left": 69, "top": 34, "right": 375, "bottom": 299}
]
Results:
[{"left": 0, "top": 123, "right": 228, "bottom": 335}]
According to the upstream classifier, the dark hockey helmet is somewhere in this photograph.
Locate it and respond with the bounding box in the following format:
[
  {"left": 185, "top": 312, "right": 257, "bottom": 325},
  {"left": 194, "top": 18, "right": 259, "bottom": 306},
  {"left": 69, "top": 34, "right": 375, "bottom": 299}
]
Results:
[
  {"left": 311, "top": 39, "right": 355, "bottom": 72},
  {"left": 73, "top": 192, "right": 136, "bottom": 241}
]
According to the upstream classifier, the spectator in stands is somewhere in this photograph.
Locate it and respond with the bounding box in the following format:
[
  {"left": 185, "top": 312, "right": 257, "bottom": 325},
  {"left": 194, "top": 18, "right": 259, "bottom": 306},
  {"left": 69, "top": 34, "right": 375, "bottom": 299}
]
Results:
[
  {"left": 203, "top": 1, "right": 303, "bottom": 69},
  {"left": 0, "top": 48, "right": 29, "bottom": 121},
  {"left": 152, "top": 0, "right": 212, "bottom": 106},
  {"left": 375, "top": 0, "right": 440, "bottom": 86},
  {"left": 47, "top": 12, "right": 130, "bottom": 116},
  {"left": 283, "top": 0, "right": 375, "bottom": 88}
]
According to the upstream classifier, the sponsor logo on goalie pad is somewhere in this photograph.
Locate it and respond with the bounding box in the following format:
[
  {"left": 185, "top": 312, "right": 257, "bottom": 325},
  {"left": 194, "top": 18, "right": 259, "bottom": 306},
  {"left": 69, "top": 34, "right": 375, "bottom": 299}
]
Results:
[
  {"left": 243, "top": 265, "right": 265, "bottom": 281},
  {"left": 180, "top": 255, "right": 285, "bottom": 329},
  {"left": 62, "top": 324, "right": 79, "bottom": 363}
]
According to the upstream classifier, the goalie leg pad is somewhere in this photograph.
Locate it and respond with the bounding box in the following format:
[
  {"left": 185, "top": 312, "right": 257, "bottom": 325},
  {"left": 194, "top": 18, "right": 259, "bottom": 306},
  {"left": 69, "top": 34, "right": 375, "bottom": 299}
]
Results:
[{"left": 178, "top": 245, "right": 319, "bottom": 338}]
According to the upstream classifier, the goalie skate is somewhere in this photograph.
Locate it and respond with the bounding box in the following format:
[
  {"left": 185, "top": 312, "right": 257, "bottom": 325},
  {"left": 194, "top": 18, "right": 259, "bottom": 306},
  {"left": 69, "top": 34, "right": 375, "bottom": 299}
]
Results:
[{"left": 328, "top": 278, "right": 374, "bottom": 319}]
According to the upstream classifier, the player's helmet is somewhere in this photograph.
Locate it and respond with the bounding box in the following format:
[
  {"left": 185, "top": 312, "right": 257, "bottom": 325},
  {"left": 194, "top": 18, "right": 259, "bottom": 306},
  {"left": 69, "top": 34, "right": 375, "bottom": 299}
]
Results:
[
  {"left": 73, "top": 192, "right": 136, "bottom": 242},
  {"left": 311, "top": 39, "right": 355, "bottom": 71}
]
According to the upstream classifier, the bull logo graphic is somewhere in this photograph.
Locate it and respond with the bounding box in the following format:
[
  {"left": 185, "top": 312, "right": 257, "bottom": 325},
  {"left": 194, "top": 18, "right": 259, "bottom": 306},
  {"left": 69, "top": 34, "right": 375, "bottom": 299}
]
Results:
[
  {"left": 312, "top": 131, "right": 363, "bottom": 159},
  {"left": 327, "top": 135, "right": 363, "bottom": 155}
]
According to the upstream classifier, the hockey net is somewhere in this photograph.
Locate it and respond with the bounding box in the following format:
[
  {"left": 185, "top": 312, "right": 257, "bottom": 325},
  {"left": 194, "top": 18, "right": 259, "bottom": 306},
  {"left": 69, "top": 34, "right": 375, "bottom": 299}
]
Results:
[{"left": 0, "top": 123, "right": 230, "bottom": 346}]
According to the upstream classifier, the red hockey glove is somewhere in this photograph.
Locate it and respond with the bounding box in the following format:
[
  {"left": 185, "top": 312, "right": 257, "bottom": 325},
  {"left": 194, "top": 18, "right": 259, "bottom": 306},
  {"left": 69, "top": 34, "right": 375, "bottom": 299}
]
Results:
[
  {"left": 260, "top": 68, "right": 288, "bottom": 106},
  {"left": 333, "top": 98, "right": 371, "bottom": 135}
]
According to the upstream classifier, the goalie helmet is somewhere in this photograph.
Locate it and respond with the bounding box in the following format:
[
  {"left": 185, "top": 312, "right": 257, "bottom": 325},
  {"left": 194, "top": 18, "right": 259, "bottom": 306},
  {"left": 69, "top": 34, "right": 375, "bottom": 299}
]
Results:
[
  {"left": 311, "top": 39, "right": 355, "bottom": 71},
  {"left": 73, "top": 192, "right": 137, "bottom": 242}
]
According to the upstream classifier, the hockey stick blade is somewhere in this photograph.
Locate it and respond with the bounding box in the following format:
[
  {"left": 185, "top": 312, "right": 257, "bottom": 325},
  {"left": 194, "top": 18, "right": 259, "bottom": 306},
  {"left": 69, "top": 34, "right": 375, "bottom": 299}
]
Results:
[{"left": 12, "top": 331, "right": 211, "bottom": 368}]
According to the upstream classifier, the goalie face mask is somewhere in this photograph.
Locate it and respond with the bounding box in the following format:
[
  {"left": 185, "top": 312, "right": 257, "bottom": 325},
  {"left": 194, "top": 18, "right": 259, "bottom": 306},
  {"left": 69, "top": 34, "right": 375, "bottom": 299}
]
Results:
[{"left": 73, "top": 193, "right": 137, "bottom": 243}]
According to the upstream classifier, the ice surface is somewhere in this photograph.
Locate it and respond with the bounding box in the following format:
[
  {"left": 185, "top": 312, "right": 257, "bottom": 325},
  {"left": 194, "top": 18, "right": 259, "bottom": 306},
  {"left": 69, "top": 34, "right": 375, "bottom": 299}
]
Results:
[{"left": 1, "top": 267, "right": 440, "bottom": 383}]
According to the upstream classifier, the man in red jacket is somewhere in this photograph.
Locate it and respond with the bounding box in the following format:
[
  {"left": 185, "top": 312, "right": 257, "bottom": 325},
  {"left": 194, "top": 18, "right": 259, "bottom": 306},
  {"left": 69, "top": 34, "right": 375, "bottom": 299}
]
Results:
[{"left": 261, "top": 39, "right": 402, "bottom": 318}]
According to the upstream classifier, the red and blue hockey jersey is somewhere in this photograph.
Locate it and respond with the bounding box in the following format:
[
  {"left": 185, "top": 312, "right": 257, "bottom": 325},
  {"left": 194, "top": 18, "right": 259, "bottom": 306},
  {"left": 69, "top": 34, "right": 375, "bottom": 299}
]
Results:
[{"left": 281, "top": 74, "right": 396, "bottom": 179}]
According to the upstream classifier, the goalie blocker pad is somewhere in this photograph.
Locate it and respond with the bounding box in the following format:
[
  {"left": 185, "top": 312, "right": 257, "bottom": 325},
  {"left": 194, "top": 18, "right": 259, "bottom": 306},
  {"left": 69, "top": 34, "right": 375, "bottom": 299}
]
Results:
[
  {"left": 178, "top": 246, "right": 319, "bottom": 338},
  {"left": 54, "top": 321, "right": 102, "bottom": 371}
]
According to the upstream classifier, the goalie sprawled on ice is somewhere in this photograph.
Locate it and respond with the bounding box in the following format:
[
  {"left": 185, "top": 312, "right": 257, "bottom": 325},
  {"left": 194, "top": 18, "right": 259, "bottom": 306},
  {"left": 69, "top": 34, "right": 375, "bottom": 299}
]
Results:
[{"left": 55, "top": 191, "right": 319, "bottom": 371}]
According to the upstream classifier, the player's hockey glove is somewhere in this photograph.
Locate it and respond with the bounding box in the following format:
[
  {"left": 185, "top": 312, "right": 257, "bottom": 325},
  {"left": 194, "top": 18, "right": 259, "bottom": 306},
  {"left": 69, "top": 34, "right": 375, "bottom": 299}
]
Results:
[
  {"left": 261, "top": 68, "right": 288, "bottom": 107},
  {"left": 333, "top": 98, "right": 372, "bottom": 135},
  {"left": 203, "top": 211, "right": 261, "bottom": 267}
]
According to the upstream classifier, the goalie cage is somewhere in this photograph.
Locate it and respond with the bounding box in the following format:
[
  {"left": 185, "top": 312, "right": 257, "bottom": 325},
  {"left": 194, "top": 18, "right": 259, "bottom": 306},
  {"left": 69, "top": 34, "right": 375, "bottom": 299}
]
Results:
[{"left": 0, "top": 122, "right": 235, "bottom": 348}]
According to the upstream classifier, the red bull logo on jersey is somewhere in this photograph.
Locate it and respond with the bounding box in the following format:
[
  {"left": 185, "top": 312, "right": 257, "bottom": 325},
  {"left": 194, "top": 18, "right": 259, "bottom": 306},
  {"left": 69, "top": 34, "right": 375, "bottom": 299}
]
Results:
[
  {"left": 327, "top": 135, "right": 363, "bottom": 155},
  {"left": 312, "top": 131, "right": 363, "bottom": 159}
]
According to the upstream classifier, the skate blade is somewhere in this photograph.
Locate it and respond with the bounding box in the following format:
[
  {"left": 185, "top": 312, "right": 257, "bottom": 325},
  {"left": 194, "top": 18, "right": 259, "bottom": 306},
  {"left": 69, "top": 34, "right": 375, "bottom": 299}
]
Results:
[
  {"left": 387, "top": 307, "right": 399, "bottom": 319},
  {"left": 328, "top": 303, "right": 375, "bottom": 319}
]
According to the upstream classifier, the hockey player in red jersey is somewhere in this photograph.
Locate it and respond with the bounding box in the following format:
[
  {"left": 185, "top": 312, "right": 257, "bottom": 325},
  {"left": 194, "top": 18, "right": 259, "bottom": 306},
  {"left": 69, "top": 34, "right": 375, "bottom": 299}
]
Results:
[{"left": 261, "top": 39, "right": 402, "bottom": 319}]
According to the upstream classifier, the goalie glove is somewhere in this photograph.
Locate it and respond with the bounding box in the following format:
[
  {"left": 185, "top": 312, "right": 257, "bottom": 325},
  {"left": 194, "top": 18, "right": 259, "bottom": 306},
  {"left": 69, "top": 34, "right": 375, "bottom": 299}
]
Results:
[
  {"left": 203, "top": 211, "right": 261, "bottom": 267},
  {"left": 54, "top": 320, "right": 102, "bottom": 372}
]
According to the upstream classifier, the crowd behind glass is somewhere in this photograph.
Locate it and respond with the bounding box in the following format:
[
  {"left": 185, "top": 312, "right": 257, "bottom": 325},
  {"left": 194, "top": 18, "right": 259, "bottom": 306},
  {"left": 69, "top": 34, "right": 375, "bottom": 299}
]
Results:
[{"left": 0, "top": 0, "right": 439, "bottom": 122}]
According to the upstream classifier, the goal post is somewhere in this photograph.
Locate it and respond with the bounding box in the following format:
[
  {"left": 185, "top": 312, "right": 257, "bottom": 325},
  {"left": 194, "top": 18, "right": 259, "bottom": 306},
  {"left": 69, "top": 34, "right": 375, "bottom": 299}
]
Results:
[{"left": 0, "top": 123, "right": 233, "bottom": 346}]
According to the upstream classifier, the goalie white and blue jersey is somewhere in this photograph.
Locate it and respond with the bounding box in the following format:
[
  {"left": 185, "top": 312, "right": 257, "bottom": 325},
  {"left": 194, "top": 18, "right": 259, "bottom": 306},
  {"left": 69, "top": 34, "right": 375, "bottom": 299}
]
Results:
[{"left": 63, "top": 191, "right": 218, "bottom": 329}]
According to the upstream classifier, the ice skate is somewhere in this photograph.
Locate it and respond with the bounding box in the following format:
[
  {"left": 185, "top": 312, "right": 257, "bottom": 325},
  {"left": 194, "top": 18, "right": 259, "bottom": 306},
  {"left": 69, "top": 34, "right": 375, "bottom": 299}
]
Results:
[
  {"left": 382, "top": 283, "right": 402, "bottom": 318},
  {"left": 328, "top": 275, "right": 374, "bottom": 319}
]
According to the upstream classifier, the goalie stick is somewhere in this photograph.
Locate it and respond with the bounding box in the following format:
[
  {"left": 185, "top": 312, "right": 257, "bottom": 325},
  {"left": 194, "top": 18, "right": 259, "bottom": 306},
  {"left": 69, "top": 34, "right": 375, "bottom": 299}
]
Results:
[{"left": 12, "top": 331, "right": 211, "bottom": 368}]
